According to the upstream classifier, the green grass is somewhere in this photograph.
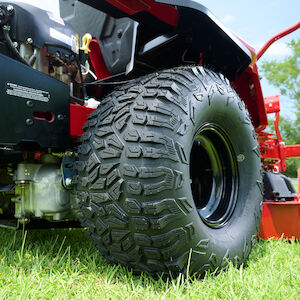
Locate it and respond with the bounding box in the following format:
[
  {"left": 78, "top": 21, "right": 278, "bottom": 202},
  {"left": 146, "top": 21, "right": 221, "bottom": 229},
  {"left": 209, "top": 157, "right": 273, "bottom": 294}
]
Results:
[{"left": 0, "top": 228, "right": 299, "bottom": 299}]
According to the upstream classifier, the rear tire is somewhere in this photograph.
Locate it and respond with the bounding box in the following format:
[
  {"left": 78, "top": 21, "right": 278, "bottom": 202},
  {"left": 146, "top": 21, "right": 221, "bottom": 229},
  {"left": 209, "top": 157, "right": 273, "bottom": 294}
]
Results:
[{"left": 74, "top": 66, "right": 263, "bottom": 275}]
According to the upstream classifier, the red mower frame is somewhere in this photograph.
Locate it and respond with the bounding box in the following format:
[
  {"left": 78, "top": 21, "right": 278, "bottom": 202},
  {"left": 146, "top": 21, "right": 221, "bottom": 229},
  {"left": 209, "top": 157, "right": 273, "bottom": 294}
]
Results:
[
  {"left": 258, "top": 94, "right": 300, "bottom": 240},
  {"left": 256, "top": 21, "right": 300, "bottom": 240}
]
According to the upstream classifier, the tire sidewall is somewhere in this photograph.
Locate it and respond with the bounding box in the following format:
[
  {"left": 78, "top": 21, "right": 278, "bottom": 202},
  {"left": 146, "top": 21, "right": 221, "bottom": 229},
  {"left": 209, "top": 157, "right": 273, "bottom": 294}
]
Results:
[{"left": 178, "top": 81, "right": 261, "bottom": 270}]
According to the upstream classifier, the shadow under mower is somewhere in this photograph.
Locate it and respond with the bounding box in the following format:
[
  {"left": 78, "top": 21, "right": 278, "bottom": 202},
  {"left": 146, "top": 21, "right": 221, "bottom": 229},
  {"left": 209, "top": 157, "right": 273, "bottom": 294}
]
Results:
[{"left": 0, "top": 0, "right": 299, "bottom": 276}]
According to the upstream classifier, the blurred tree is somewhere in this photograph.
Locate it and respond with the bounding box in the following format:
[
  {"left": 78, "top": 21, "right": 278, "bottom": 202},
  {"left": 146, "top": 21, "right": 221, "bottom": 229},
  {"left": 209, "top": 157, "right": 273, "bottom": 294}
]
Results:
[
  {"left": 261, "top": 39, "right": 299, "bottom": 101},
  {"left": 261, "top": 39, "right": 300, "bottom": 178}
]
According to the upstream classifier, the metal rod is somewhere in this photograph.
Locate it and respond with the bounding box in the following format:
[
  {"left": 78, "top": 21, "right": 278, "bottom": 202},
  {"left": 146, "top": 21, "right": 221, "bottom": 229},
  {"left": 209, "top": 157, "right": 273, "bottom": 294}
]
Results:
[{"left": 257, "top": 21, "right": 300, "bottom": 60}]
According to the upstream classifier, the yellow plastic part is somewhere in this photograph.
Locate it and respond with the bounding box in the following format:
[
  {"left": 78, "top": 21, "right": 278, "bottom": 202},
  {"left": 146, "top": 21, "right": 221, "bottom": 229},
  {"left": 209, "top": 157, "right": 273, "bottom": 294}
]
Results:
[{"left": 80, "top": 33, "right": 92, "bottom": 54}]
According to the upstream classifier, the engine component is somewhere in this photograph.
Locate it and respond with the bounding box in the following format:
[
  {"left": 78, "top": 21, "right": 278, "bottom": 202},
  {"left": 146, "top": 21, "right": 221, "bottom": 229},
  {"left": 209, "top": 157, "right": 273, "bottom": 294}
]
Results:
[
  {"left": 12, "top": 155, "right": 72, "bottom": 222},
  {"left": 0, "top": 2, "right": 79, "bottom": 86}
]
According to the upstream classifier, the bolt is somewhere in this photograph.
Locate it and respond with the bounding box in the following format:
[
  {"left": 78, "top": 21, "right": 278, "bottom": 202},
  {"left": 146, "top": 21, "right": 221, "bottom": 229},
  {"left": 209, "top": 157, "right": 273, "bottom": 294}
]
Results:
[
  {"left": 27, "top": 37, "right": 33, "bottom": 44},
  {"left": 26, "top": 118, "right": 33, "bottom": 126},
  {"left": 12, "top": 41, "right": 18, "bottom": 48},
  {"left": 117, "top": 30, "right": 123, "bottom": 39},
  {"left": 6, "top": 5, "right": 14, "bottom": 14},
  {"left": 26, "top": 100, "right": 33, "bottom": 108},
  {"left": 65, "top": 178, "right": 73, "bottom": 187},
  {"left": 57, "top": 114, "right": 64, "bottom": 121},
  {"left": 237, "top": 154, "right": 245, "bottom": 162}
]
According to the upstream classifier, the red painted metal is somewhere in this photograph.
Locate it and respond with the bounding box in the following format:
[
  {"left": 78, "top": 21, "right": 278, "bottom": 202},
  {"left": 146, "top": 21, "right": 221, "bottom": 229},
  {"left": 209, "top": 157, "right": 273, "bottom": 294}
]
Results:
[
  {"left": 70, "top": 104, "right": 95, "bottom": 138},
  {"left": 264, "top": 94, "right": 280, "bottom": 114},
  {"left": 257, "top": 20, "right": 300, "bottom": 60},
  {"left": 259, "top": 199, "right": 300, "bottom": 240},
  {"left": 34, "top": 151, "right": 45, "bottom": 161},
  {"left": 259, "top": 95, "right": 300, "bottom": 172},
  {"left": 298, "top": 167, "right": 300, "bottom": 194},
  {"left": 106, "top": 0, "right": 179, "bottom": 26},
  {"left": 259, "top": 95, "right": 300, "bottom": 240},
  {"left": 284, "top": 145, "right": 300, "bottom": 157},
  {"left": 89, "top": 39, "right": 111, "bottom": 80},
  {"left": 233, "top": 34, "right": 257, "bottom": 66},
  {"left": 231, "top": 64, "right": 268, "bottom": 131}
]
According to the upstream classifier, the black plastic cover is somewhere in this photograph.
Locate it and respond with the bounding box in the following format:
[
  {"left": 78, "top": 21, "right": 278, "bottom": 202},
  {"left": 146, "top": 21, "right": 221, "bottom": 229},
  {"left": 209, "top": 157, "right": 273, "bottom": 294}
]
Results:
[
  {"left": 156, "top": 0, "right": 252, "bottom": 79},
  {"left": 0, "top": 2, "right": 78, "bottom": 53},
  {"left": 0, "top": 53, "right": 70, "bottom": 149},
  {"left": 61, "top": 0, "right": 136, "bottom": 75},
  {"left": 263, "top": 172, "right": 297, "bottom": 201},
  {"left": 80, "top": 0, "right": 252, "bottom": 79},
  {"left": 60, "top": 0, "right": 107, "bottom": 41}
]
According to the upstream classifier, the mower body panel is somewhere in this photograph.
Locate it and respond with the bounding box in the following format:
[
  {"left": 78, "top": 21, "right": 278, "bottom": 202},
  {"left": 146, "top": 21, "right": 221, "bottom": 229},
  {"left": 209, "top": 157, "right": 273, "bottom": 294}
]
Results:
[
  {"left": 156, "top": 0, "right": 252, "bottom": 76},
  {"left": 259, "top": 200, "right": 300, "bottom": 240},
  {"left": 0, "top": 53, "right": 70, "bottom": 149}
]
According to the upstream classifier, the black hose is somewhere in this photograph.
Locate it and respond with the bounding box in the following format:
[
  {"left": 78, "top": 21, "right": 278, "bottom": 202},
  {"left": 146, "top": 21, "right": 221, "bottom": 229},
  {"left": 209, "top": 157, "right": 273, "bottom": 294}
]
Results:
[
  {"left": 70, "top": 95, "right": 85, "bottom": 105},
  {"left": 77, "top": 52, "right": 88, "bottom": 99},
  {"left": 2, "top": 26, "right": 30, "bottom": 66}
]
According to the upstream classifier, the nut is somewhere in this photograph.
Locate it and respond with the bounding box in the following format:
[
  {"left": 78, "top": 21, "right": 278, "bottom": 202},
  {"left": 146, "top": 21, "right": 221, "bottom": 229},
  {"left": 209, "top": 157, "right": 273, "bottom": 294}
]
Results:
[
  {"left": 26, "top": 118, "right": 33, "bottom": 126},
  {"left": 26, "top": 100, "right": 33, "bottom": 108},
  {"left": 57, "top": 114, "right": 64, "bottom": 121},
  {"left": 6, "top": 5, "right": 14, "bottom": 14},
  {"left": 65, "top": 178, "right": 73, "bottom": 187}
]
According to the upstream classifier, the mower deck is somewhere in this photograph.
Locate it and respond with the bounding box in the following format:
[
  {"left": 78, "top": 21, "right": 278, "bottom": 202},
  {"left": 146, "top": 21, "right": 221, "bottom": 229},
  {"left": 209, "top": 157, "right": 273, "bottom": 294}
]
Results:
[{"left": 259, "top": 199, "right": 300, "bottom": 240}]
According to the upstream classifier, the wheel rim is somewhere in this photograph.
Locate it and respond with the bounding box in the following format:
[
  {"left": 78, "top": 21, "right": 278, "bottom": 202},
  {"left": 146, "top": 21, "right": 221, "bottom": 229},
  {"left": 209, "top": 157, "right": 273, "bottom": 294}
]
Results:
[{"left": 190, "top": 123, "right": 239, "bottom": 228}]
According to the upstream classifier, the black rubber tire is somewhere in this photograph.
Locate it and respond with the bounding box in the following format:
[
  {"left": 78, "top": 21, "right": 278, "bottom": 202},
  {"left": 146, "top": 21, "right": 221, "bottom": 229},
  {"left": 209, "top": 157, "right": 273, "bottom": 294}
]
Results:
[{"left": 74, "top": 66, "right": 263, "bottom": 275}]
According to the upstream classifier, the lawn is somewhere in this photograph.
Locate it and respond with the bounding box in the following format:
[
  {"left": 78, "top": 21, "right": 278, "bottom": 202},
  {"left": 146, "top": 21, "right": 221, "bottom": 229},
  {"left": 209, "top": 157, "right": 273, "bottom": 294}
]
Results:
[{"left": 0, "top": 228, "right": 299, "bottom": 299}]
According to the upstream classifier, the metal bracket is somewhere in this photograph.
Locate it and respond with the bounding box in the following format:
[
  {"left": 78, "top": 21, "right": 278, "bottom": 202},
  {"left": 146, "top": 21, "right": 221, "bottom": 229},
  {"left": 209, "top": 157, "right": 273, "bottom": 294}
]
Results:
[{"left": 61, "top": 153, "right": 77, "bottom": 189}]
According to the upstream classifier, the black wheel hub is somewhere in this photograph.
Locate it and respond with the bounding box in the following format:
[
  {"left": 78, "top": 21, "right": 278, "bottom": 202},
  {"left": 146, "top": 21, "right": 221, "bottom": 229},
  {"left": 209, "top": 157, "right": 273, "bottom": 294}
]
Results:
[{"left": 190, "top": 123, "right": 239, "bottom": 228}]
